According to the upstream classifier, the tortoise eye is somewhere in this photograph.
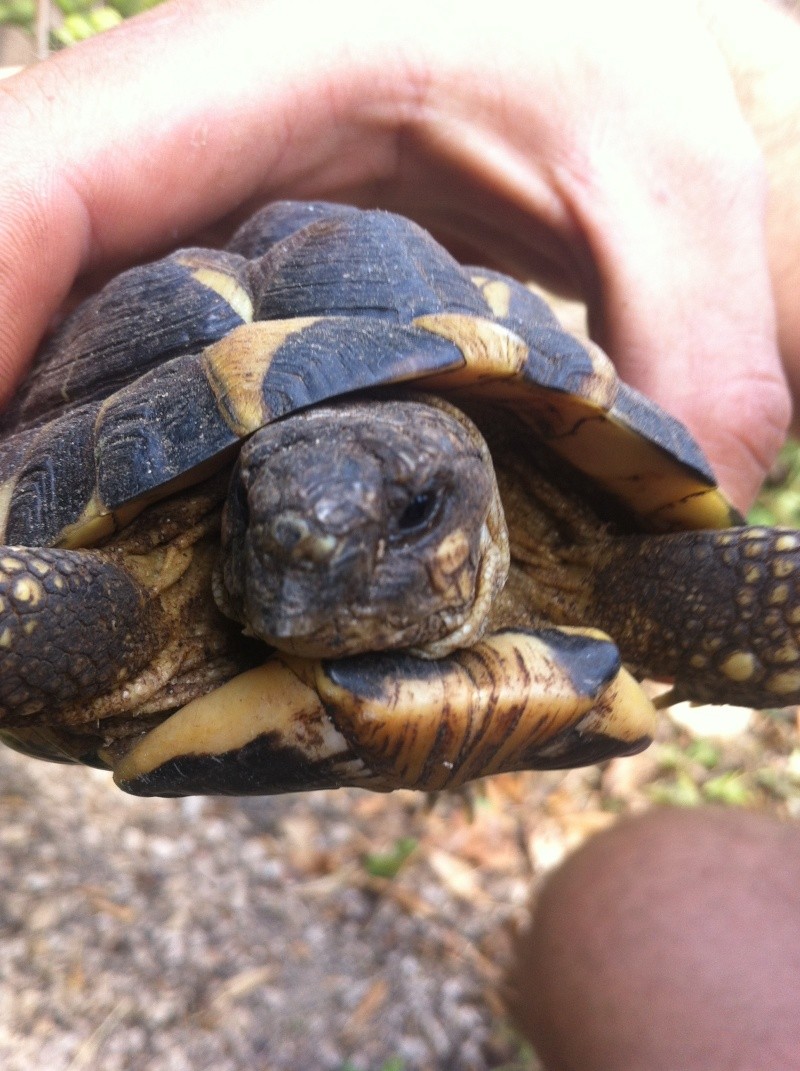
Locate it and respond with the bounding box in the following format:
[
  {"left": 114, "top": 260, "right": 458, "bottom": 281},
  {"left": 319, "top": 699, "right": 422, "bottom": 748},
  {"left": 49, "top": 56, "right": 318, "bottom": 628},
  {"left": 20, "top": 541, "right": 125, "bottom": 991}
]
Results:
[{"left": 397, "top": 490, "right": 439, "bottom": 533}]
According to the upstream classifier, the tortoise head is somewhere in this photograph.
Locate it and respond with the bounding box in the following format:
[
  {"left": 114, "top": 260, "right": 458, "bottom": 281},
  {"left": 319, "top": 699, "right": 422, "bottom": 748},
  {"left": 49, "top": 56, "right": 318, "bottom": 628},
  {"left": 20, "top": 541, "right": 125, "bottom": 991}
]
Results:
[
  {"left": 215, "top": 397, "right": 509, "bottom": 658},
  {"left": 215, "top": 390, "right": 800, "bottom": 710}
]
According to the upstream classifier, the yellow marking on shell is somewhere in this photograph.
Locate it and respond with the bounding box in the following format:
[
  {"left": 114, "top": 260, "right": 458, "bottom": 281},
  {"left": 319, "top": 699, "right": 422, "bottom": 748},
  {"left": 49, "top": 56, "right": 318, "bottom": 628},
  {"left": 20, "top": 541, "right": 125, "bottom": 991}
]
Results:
[
  {"left": 202, "top": 318, "right": 319, "bottom": 436},
  {"left": 56, "top": 494, "right": 117, "bottom": 549},
  {"left": 580, "top": 339, "right": 617, "bottom": 384},
  {"left": 413, "top": 314, "right": 528, "bottom": 382},
  {"left": 0, "top": 477, "right": 15, "bottom": 539},
  {"left": 297, "top": 631, "right": 587, "bottom": 790},
  {"left": 775, "top": 533, "right": 800, "bottom": 553},
  {"left": 0, "top": 556, "right": 25, "bottom": 574},
  {"left": 415, "top": 312, "right": 727, "bottom": 532},
  {"left": 298, "top": 629, "right": 655, "bottom": 792},
  {"left": 690, "top": 654, "right": 707, "bottom": 669},
  {"left": 571, "top": 667, "right": 657, "bottom": 750},
  {"left": 568, "top": 411, "right": 732, "bottom": 532},
  {"left": 768, "top": 669, "right": 800, "bottom": 696},
  {"left": 0, "top": 627, "right": 12, "bottom": 647},
  {"left": 116, "top": 631, "right": 656, "bottom": 793},
  {"left": 475, "top": 385, "right": 730, "bottom": 532},
  {"left": 721, "top": 651, "right": 758, "bottom": 682},
  {"left": 113, "top": 658, "right": 350, "bottom": 787},
  {"left": 23, "top": 620, "right": 37, "bottom": 635},
  {"left": 477, "top": 279, "right": 512, "bottom": 318},
  {"left": 788, "top": 606, "right": 800, "bottom": 625},
  {"left": 174, "top": 255, "right": 255, "bottom": 324}
]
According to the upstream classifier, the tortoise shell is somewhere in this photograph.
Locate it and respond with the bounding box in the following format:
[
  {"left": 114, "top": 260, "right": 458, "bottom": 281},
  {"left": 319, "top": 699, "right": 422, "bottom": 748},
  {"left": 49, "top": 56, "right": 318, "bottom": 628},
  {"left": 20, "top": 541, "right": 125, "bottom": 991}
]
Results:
[
  {"left": 0, "top": 201, "right": 735, "bottom": 552},
  {"left": 0, "top": 202, "right": 764, "bottom": 797}
]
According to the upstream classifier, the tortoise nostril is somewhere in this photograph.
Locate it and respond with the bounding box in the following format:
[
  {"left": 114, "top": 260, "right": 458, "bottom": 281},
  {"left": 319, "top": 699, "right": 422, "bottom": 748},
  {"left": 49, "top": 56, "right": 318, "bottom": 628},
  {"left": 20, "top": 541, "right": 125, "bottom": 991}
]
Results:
[
  {"left": 271, "top": 513, "right": 337, "bottom": 564},
  {"left": 271, "top": 513, "right": 310, "bottom": 551}
]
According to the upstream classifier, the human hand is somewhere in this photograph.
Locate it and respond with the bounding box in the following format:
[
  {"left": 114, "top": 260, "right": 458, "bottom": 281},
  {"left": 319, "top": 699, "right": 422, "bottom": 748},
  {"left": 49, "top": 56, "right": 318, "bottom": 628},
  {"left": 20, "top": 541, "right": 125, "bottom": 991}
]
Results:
[{"left": 0, "top": 0, "right": 793, "bottom": 510}]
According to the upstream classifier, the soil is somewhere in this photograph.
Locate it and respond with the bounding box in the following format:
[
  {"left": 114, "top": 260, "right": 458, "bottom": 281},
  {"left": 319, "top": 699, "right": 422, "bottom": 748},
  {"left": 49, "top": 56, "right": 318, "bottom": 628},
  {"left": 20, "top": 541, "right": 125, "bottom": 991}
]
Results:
[{"left": 1, "top": 700, "right": 797, "bottom": 1071}]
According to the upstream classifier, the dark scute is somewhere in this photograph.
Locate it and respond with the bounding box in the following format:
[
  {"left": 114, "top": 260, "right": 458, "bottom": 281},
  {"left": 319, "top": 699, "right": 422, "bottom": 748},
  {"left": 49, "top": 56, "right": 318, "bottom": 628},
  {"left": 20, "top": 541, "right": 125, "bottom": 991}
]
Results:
[
  {"left": 0, "top": 727, "right": 111, "bottom": 768},
  {"left": 528, "top": 627, "right": 621, "bottom": 699},
  {"left": 0, "top": 426, "right": 37, "bottom": 486},
  {"left": 0, "top": 728, "right": 84, "bottom": 765},
  {"left": 324, "top": 649, "right": 447, "bottom": 705},
  {"left": 1, "top": 250, "right": 250, "bottom": 436},
  {"left": 518, "top": 325, "right": 603, "bottom": 397},
  {"left": 5, "top": 402, "right": 99, "bottom": 546},
  {"left": 324, "top": 628, "right": 621, "bottom": 709},
  {"left": 525, "top": 731, "right": 652, "bottom": 770},
  {"left": 227, "top": 201, "right": 361, "bottom": 258},
  {"left": 611, "top": 383, "right": 722, "bottom": 493},
  {"left": 466, "top": 267, "right": 562, "bottom": 330},
  {"left": 250, "top": 210, "right": 491, "bottom": 323},
  {"left": 261, "top": 318, "right": 463, "bottom": 418},
  {"left": 466, "top": 266, "right": 604, "bottom": 394},
  {"left": 96, "top": 354, "right": 237, "bottom": 509},
  {"left": 117, "top": 733, "right": 352, "bottom": 797}
]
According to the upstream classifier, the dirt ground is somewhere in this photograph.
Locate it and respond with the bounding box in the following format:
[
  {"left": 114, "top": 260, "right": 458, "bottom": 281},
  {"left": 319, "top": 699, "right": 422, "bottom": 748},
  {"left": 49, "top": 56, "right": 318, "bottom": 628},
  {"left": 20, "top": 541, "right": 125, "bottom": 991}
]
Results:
[{"left": 2, "top": 698, "right": 798, "bottom": 1071}]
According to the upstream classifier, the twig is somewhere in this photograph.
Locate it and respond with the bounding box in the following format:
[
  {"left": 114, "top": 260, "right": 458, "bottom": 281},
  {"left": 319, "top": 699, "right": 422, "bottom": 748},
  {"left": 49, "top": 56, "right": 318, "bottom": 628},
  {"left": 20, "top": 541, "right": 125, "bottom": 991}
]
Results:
[{"left": 35, "top": 0, "right": 49, "bottom": 62}]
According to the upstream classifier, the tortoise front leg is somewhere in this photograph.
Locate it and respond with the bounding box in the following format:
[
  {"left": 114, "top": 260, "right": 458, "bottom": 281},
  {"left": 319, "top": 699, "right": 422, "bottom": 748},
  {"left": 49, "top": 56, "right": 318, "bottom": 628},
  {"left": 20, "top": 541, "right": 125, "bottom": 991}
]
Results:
[
  {"left": 0, "top": 512, "right": 241, "bottom": 734},
  {"left": 0, "top": 546, "right": 164, "bottom": 720},
  {"left": 113, "top": 628, "right": 656, "bottom": 797}
]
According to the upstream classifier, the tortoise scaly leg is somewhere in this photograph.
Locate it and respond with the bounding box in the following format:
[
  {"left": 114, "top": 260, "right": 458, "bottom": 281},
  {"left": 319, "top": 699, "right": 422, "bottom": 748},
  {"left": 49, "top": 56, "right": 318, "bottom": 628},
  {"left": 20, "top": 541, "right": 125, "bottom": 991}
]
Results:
[
  {"left": 0, "top": 495, "right": 246, "bottom": 733},
  {"left": 588, "top": 527, "right": 800, "bottom": 707},
  {"left": 113, "top": 628, "right": 656, "bottom": 797},
  {"left": 0, "top": 546, "right": 165, "bottom": 719}
]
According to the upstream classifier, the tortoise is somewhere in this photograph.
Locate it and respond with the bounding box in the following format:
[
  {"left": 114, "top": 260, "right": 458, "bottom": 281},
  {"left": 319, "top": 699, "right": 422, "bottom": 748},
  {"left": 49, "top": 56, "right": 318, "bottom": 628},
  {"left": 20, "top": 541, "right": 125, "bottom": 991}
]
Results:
[{"left": 0, "top": 200, "right": 798, "bottom": 798}]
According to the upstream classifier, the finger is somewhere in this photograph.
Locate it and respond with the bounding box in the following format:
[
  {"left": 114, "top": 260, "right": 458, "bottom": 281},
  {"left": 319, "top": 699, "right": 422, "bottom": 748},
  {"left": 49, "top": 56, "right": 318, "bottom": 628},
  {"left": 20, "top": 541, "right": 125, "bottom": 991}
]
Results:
[
  {"left": 355, "top": 1, "right": 791, "bottom": 507},
  {"left": 557, "top": 42, "right": 789, "bottom": 510}
]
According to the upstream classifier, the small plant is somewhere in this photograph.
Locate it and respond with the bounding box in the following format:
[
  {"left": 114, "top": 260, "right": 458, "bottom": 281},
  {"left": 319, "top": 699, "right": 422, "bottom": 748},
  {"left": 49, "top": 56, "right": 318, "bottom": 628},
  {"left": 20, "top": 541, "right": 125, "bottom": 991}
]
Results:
[
  {"left": 0, "top": 0, "right": 165, "bottom": 47},
  {"left": 749, "top": 439, "right": 800, "bottom": 527},
  {"left": 0, "top": 0, "right": 36, "bottom": 25},
  {"left": 362, "top": 837, "right": 417, "bottom": 879}
]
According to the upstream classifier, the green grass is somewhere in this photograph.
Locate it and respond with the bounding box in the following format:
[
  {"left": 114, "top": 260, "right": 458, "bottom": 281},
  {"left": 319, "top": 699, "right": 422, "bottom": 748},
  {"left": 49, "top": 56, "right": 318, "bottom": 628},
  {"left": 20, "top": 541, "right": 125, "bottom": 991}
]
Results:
[{"left": 0, "top": 0, "right": 164, "bottom": 44}]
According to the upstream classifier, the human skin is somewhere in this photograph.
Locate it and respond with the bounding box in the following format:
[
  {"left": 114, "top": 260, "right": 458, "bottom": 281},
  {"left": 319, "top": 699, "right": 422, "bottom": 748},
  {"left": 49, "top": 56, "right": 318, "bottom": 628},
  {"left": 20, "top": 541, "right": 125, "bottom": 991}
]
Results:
[
  {"left": 509, "top": 807, "right": 800, "bottom": 1071},
  {"left": 0, "top": 0, "right": 796, "bottom": 511}
]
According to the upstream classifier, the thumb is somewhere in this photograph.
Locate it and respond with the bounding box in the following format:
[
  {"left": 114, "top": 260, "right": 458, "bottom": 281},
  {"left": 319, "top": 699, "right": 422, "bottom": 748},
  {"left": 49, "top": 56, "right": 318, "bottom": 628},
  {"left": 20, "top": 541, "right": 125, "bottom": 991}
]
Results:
[{"left": 583, "top": 157, "right": 788, "bottom": 513}]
